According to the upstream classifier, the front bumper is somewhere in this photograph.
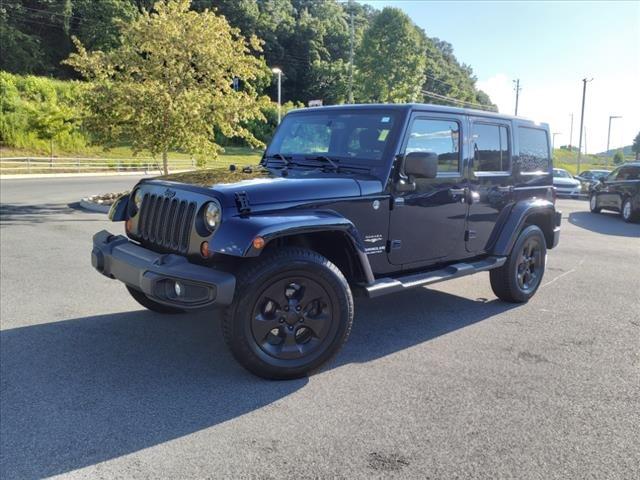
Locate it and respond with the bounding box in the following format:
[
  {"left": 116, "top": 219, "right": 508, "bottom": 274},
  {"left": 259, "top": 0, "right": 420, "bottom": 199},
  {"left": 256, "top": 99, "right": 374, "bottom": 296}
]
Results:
[{"left": 91, "top": 230, "right": 235, "bottom": 309}]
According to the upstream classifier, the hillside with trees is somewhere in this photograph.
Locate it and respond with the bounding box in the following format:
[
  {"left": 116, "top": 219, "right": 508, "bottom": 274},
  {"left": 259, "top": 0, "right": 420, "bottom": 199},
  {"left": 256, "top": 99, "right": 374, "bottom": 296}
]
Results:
[{"left": 1, "top": 0, "right": 495, "bottom": 159}]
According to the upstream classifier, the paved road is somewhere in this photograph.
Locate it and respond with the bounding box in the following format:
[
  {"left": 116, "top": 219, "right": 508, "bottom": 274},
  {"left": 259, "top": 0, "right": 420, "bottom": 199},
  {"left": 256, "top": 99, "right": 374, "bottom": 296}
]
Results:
[{"left": 1, "top": 176, "right": 639, "bottom": 479}]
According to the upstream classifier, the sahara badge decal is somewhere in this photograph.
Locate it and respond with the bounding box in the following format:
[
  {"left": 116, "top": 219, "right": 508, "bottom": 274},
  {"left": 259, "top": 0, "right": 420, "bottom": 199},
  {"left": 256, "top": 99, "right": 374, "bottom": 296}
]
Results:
[{"left": 363, "top": 234, "right": 385, "bottom": 255}]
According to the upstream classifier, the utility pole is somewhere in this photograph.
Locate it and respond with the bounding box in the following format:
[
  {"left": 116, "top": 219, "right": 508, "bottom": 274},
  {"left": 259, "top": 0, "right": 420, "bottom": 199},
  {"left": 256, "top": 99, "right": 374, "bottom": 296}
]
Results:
[
  {"left": 606, "top": 115, "right": 622, "bottom": 167},
  {"left": 576, "top": 78, "right": 592, "bottom": 174},
  {"left": 513, "top": 79, "right": 521, "bottom": 116},
  {"left": 569, "top": 113, "right": 574, "bottom": 151},
  {"left": 272, "top": 67, "right": 282, "bottom": 124},
  {"left": 348, "top": 0, "right": 354, "bottom": 104}
]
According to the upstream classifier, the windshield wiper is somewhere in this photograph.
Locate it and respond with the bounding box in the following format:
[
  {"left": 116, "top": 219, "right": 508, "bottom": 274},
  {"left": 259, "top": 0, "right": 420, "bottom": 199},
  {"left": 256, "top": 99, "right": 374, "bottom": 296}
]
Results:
[
  {"left": 261, "top": 153, "right": 292, "bottom": 167},
  {"left": 305, "top": 155, "right": 339, "bottom": 171}
]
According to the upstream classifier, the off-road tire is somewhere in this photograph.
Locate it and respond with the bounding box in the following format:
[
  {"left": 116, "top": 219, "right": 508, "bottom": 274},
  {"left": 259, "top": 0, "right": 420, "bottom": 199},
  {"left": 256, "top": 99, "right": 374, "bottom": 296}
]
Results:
[
  {"left": 621, "top": 198, "right": 639, "bottom": 223},
  {"left": 490, "top": 225, "right": 547, "bottom": 303},
  {"left": 126, "top": 285, "right": 185, "bottom": 314},
  {"left": 223, "top": 247, "right": 354, "bottom": 380},
  {"left": 589, "top": 194, "right": 601, "bottom": 213}
]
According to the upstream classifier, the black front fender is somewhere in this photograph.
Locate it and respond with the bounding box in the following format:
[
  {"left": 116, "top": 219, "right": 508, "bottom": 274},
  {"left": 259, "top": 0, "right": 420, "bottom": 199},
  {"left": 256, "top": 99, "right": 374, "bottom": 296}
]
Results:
[
  {"left": 491, "top": 199, "right": 560, "bottom": 256},
  {"left": 210, "top": 210, "right": 375, "bottom": 283}
]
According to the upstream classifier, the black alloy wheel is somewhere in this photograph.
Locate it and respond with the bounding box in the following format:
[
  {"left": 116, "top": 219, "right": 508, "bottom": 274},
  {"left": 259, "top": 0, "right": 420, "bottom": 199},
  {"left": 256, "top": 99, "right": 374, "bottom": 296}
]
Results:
[
  {"left": 251, "top": 277, "right": 335, "bottom": 361},
  {"left": 490, "top": 225, "right": 547, "bottom": 303},
  {"left": 223, "top": 247, "right": 353, "bottom": 380},
  {"left": 515, "top": 236, "right": 543, "bottom": 294}
]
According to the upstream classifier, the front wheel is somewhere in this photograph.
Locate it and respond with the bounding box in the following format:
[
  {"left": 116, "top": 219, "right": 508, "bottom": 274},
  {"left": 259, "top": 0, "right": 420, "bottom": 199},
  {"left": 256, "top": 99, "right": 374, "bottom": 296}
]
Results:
[
  {"left": 490, "top": 225, "right": 547, "bottom": 303},
  {"left": 223, "top": 247, "right": 353, "bottom": 380},
  {"left": 621, "top": 198, "right": 640, "bottom": 223},
  {"left": 589, "top": 194, "right": 601, "bottom": 213}
]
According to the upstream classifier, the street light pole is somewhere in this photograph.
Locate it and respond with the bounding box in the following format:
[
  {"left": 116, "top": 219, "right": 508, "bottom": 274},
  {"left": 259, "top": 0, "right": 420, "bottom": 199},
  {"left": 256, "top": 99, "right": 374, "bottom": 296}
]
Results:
[
  {"left": 606, "top": 115, "right": 622, "bottom": 167},
  {"left": 576, "top": 77, "right": 592, "bottom": 174},
  {"left": 272, "top": 67, "right": 282, "bottom": 124}
]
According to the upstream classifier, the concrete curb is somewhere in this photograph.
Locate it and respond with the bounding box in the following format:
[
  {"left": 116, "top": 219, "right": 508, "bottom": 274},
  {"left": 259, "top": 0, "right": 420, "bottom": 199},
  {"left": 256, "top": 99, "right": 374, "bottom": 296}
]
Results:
[{"left": 79, "top": 198, "right": 111, "bottom": 214}]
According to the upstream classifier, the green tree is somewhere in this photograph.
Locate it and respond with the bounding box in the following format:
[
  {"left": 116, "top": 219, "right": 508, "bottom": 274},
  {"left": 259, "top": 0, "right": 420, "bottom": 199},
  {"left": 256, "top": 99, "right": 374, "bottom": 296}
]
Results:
[
  {"left": 613, "top": 150, "right": 624, "bottom": 165},
  {"left": 64, "top": 0, "right": 270, "bottom": 174},
  {"left": 355, "top": 7, "right": 426, "bottom": 103},
  {"left": 633, "top": 131, "right": 640, "bottom": 160}
]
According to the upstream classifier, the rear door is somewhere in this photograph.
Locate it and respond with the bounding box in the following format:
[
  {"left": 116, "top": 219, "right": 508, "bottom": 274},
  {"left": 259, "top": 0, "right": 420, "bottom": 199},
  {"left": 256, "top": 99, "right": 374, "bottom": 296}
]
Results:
[
  {"left": 465, "top": 117, "right": 515, "bottom": 253},
  {"left": 388, "top": 112, "right": 468, "bottom": 266}
]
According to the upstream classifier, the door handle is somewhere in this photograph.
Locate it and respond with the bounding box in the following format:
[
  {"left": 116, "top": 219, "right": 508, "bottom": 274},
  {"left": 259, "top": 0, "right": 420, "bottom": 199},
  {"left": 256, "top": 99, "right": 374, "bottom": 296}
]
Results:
[
  {"left": 449, "top": 188, "right": 466, "bottom": 195},
  {"left": 497, "top": 186, "right": 513, "bottom": 193}
]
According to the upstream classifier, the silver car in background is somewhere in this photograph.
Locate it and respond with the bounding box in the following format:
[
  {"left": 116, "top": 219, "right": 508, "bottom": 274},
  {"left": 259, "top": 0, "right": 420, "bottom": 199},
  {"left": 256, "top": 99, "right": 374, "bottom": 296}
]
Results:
[{"left": 553, "top": 168, "right": 581, "bottom": 197}]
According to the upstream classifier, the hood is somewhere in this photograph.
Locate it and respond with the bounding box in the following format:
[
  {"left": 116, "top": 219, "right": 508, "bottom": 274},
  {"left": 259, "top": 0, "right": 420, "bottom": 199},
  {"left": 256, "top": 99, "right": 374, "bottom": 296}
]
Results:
[
  {"left": 553, "top": 177, "right": 580, "bottom": 187},
  {"left": 146, "top": 167, "right": 373, "bottom": 207}
]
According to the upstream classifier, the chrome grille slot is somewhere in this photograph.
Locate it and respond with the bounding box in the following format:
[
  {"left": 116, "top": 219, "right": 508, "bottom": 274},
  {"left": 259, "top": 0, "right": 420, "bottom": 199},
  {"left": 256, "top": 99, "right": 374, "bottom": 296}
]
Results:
[{"left": 137, "top": 193, "right": 196, "bottom": 254}]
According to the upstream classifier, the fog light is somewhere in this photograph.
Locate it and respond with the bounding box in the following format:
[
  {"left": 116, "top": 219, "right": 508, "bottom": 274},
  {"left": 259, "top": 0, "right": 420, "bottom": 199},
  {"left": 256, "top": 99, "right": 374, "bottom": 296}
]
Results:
[{"left": 174, "top": 281, "right": 183, "bottom": 297}]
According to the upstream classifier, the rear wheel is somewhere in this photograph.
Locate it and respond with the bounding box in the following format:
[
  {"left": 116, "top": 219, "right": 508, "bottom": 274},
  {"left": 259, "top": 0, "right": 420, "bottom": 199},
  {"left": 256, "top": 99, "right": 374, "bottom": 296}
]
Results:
[
  {"left": 126, "top": 285, "right": 185, "bottom": 314},
  {"left": 589, "top": 194, "right": 601, "bottom": 213},
  {"left": 223, "top": 247, "right": 353, "bottom": 380},
  {"left": 490, "top": 225, "right": 546, "bottom": 303},
  {"left": 621, "top": 198, "right": 639, "bottom": 223}
]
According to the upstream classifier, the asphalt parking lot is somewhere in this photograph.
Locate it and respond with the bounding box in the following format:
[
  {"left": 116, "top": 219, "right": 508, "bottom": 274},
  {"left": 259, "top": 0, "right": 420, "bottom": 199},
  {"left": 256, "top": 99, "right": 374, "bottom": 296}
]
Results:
[{"left": 1, "top": 176, "right": 639, "bottom": 479}]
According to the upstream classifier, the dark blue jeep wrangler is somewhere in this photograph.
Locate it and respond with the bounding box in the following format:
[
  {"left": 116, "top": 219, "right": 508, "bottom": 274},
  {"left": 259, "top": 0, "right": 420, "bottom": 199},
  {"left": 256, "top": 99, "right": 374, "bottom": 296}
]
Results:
[{"left": 92, "top": 104, "right": 561, "bottom": 379}]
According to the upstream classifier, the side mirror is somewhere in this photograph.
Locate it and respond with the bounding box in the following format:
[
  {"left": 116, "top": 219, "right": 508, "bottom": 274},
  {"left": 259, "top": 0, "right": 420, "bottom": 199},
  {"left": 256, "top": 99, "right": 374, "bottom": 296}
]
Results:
[{"left": 404, "top": 151, "right": 438, "bottom": 179}]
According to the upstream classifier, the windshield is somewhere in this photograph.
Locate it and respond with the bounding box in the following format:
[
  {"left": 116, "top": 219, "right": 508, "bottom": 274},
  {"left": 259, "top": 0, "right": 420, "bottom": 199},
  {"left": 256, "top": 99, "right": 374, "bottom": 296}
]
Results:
[
  {"left": 553, "top": 169, "right": 572, "bottom": 178},
  {"left": 266, "top": 110, "right": 400, "bottom": 166}
]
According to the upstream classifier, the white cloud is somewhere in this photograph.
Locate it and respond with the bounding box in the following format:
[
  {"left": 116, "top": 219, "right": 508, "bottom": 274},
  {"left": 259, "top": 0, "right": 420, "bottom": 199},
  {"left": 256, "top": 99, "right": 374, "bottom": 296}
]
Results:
[{"left": 477, "top": 74, "right": 640, "bottom": 154}]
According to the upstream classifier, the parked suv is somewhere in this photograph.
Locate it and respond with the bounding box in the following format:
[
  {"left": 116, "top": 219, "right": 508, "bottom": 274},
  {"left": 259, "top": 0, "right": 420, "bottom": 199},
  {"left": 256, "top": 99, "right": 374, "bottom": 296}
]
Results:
[
  {"left": 589, "top": 162, "right": 640, "bottom": 222},
  {"left": 575, "top": 169, "right": 610, "bottom": 193},
  {"left": 92, "top": 104, "right": 561, "bottom": 379}
]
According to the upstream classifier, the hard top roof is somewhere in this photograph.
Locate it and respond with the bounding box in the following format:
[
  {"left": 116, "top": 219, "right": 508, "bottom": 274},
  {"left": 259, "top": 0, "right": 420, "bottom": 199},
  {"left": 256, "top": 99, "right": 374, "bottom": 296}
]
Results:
[{"left": 293, "top": 103, "right": 547, "bottom": 127}]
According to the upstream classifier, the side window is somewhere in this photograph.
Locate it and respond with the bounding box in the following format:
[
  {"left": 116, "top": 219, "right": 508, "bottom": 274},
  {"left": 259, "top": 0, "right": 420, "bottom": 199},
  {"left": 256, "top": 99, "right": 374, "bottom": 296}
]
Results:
[
  {"left": 472, "top": 123, "right": 510, "bottom": 172},
  {"left": 582, "top": 171, "right": 592, "bottom": 179},
  {"left": 518, "top": 127, "right": 550, "bottom": 173},
  {"left": 607, "top": 168, "right": 620, "bottom": 181},
  {"left": 405, "top": 119, "right": 460, "bottom": 173},
  {"left": 627, "top": 166, "right": 640, "bottom": 180},
  {"left": 616, "top": 167, "right": 631, "bottom": 181}
]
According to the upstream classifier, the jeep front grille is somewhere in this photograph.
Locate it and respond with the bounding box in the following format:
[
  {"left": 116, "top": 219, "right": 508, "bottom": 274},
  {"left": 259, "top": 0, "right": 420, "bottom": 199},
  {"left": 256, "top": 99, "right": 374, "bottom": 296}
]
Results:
[{"left": 138, "top": 193, "right": 196, "bottom": 253}]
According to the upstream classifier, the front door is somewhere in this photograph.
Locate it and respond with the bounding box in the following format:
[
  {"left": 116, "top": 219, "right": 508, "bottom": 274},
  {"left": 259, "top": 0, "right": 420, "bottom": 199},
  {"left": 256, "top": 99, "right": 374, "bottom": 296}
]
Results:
[{"left": 388, "top": 113, "right": 468, "bottom": 266}]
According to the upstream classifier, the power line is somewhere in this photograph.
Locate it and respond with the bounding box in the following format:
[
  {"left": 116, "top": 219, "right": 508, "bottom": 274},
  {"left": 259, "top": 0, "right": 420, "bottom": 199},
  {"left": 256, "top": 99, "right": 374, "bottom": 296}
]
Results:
[{"left": 421, "top": 89, "right": 496, "bottom": 111}]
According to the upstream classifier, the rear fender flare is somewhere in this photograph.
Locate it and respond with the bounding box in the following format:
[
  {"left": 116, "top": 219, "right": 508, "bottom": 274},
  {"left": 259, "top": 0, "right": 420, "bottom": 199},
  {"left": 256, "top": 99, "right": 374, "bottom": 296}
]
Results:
[{"left": 491, "top": 199, "right": 558, "bottom": 256}]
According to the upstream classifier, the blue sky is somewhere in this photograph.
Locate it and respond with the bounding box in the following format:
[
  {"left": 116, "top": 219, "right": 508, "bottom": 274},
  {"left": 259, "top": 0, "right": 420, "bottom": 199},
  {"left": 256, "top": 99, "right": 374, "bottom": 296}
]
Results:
[{"left": 362, "top": 1, "right": 640, "bottom": 153}]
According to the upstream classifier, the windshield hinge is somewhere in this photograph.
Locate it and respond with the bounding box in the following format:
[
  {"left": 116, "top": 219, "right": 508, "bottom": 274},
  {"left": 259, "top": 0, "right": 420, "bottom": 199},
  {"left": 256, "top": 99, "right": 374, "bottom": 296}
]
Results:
[{"left": 235, "top": 191, "right": 251, "bottom": 216}]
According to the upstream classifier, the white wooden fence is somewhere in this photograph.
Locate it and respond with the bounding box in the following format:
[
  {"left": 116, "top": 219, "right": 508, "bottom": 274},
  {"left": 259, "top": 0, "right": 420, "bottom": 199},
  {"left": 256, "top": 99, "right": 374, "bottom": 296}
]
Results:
[{"left": 0, "top": 157, "right": 197, "bottom": 174}]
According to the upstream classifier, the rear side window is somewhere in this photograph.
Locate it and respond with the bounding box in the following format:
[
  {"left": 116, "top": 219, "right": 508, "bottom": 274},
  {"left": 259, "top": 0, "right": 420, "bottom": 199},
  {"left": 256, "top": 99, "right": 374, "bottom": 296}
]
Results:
[
  {"left": 518, "top": 127, "right": 550, "bottom": 173},
  {"left": 617, "top": 166, "right": 640, "bottom": 180},
  {"left": 472, "top": 123, "right": 510, "bottom": 173}
]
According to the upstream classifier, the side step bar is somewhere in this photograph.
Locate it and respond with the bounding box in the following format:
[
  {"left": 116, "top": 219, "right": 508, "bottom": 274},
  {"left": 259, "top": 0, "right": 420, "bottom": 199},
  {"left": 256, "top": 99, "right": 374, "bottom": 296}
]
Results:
[{"left": 364, "top": 256, "right": 507, "bottom": 298}]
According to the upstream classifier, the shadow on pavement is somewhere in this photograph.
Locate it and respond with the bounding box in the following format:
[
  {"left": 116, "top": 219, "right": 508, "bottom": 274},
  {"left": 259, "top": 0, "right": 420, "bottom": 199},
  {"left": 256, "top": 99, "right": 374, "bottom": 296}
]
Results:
[
  {"left": 0, "top": 288, "right": 515, "bottom": 479},
  {"left": 0, "top": 202, "right": 104, "bottom": 225},
  {"left": 568, "top": 211, "right": 640, "bottom": 237}
]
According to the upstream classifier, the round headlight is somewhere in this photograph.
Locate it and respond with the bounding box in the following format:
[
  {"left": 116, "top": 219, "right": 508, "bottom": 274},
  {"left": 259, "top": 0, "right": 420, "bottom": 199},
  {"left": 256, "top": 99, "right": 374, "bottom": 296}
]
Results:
[
  {"left": 204, "top": 201, "right": 221, "bottom": 230},
  {"left": 133, "top": 189, "right": 143, "bottom": 209}
]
